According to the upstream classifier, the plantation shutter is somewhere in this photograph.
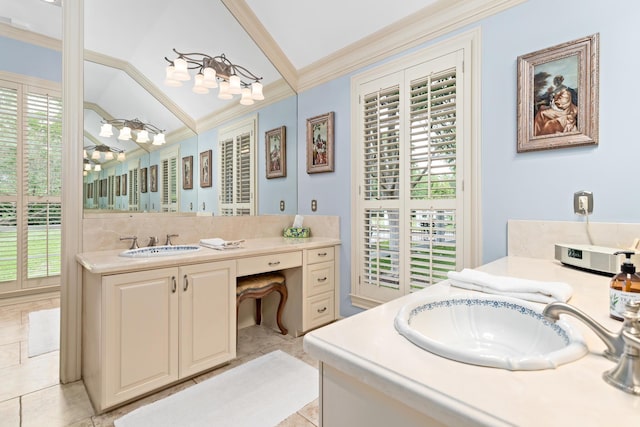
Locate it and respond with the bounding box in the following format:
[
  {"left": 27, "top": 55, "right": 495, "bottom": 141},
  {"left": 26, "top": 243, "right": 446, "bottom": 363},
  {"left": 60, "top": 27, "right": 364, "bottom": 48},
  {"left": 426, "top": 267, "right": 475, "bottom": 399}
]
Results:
[
  {"left": 24, "top": 91, "right": 62, "bottom": 281},
  {"left": 129, "top": 167, "right": 139, "bottom": 210},
  {"left": 218, "top": 117, "right": 255, "bottom": 216},
  {"left": 0, "top": 84, "right": 19, "bottom": 283},
  {"left": 356, "top": 51, "right": 462, "bottom": 304},
  {"left": 161, "top": 150, "right": 178, "bottom": 212}
]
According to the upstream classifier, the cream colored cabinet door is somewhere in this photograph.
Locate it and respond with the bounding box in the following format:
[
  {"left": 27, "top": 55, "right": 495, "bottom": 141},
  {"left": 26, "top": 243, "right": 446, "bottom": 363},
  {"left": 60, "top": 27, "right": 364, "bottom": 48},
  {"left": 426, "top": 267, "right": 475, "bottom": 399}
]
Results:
[
  {"left": 178, "top": 260, "right": 236, "bottom": 377},
  {"left": 103, "top": 267, "right": 179, "bottom": 408}
]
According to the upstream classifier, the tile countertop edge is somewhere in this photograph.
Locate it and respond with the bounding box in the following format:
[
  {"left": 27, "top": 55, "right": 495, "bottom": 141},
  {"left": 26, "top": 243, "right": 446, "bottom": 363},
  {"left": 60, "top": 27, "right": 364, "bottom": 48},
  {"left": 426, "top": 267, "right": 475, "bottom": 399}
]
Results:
[
  {"left": 303, "top": 332, "right": 512, "bottom": 427},
  {"left": 76, "top": 237, "right": 341, "bottom": 274}
]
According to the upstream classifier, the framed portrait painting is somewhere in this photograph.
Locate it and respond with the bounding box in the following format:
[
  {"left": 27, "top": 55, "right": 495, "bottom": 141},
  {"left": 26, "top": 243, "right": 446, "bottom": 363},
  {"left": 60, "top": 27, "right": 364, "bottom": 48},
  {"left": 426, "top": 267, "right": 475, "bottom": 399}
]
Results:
[
  {"left": 517, "top": 34, "right": 599, "bottom": 152},
  {"left": 149, "top": 165, "right": 158, "bottom": 192},
  {"left": 265, "top": 126, "right": 286, "bottom": 179},
  {"left": 121, "top": 173, "right": 127, "bottom": 196},
  {"left": 182, "top": 156, "right": 193, "bottom": 190},
  {"left": 140, "top": 167, "right": 148, "bottom": 193},
  {"left": 199, "top": 150, "right": 212, "bottom": 188},
  {"left": 115, "top": 175, "right": 121, "bottom": 196},
  {"left": 306, "top": 112, "right": 334, "bottom": 174}
]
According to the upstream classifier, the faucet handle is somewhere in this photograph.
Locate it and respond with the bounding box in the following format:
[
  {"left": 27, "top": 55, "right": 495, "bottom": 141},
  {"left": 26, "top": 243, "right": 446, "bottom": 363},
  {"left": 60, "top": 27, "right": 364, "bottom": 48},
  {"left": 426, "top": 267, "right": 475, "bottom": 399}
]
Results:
[
  {"left": 147, "top": 236, "right": 158, "bottom": 247},
  {"left": 165, "top": 233, "right": 179, "bottom": 246},
  {"left": 120, "top": 236, "right": 138, "bottom": 249}
]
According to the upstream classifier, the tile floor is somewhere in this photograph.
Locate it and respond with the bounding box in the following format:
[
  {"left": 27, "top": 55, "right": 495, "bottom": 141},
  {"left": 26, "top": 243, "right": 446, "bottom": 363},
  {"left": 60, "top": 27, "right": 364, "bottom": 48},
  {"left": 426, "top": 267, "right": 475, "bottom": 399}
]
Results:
[{"left": 0, "top": 296, "right": 319, "bottom": 427}]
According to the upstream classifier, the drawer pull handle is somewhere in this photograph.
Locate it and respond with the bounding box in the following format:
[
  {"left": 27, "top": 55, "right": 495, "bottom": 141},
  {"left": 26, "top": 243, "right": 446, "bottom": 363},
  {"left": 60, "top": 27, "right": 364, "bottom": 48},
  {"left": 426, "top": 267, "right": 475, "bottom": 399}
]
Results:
[
  {"left": 317, "top": 277, "right": 328, "bottom": 282},
  {"left": 317, "top": 307, "right": 327, "bottom": 313},
  {"left": 318, "top": 252, "right": 327, "bottom": 257},
  {"left": 268, "top": 261, "right": 281, "bottom": 266},
  {"left": 183, "top": 274, "right": 189, "bottom": 292},
  {"left": 171, "top": 276, "right": 177, "bottom": 293}
]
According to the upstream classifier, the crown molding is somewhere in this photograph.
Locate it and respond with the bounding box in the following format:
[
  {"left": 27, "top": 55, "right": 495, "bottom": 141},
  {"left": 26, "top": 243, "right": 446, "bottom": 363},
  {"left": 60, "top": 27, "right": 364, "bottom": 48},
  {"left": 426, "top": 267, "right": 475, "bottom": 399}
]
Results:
[
  {"left": 0, "top": 22, "right": 61, "bottom": 50},
  {"left": 220, "top": 0, "right": 298, "bottom": 91},
  {"left": 296, "top": 0, "right": 526, "bottom": 92},
  {"left": 196, "top": 78, "right": 294, "bottom": 134}
]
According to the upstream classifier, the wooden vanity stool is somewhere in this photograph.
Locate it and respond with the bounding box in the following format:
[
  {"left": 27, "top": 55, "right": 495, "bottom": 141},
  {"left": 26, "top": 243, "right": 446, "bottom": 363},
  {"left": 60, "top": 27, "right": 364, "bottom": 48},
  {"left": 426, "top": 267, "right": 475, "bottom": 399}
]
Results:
[{"left": 236, "top": 272, "right": 288, "bottom": 335}]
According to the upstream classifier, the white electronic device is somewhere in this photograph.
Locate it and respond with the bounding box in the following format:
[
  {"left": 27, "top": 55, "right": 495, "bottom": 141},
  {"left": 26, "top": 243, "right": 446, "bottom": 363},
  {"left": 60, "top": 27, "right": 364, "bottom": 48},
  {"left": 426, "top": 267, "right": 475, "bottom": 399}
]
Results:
[{"left": 554, "top": 243, "right": 640, "bottom": 275}]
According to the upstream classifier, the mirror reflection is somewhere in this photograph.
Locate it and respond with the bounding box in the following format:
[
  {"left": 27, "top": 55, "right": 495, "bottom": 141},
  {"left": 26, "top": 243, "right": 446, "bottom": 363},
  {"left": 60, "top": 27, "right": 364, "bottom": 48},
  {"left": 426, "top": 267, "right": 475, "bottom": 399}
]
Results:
[{"left": 82, "top": 1, "right": 298, "bottom": 217}]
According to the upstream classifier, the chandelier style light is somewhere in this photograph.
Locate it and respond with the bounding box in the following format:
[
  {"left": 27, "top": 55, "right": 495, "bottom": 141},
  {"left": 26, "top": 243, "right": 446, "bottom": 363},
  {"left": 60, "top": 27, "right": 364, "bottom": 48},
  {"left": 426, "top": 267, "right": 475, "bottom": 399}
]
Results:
[
  {"left": 86, "top": 144, "right": 126, "bottom": 162},
  {"left": 163, "top": 49, "right": 264, "bottom": 105},
  {"left": 99, "top": 118, "right": 166, "bottom": 145}
]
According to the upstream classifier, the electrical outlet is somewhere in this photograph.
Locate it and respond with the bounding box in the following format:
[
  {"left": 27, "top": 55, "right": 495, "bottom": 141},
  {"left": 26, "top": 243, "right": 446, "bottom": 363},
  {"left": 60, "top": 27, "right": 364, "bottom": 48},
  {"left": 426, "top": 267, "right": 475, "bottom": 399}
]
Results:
[
  {"left": 573, "top": 191, "right": 593, "bottom": 215},
  {"left": 279, "top": 200, "right": 285, "bottom": 211},
  {"left": 311, "top": 199, "right": 317, "bottom": 212}
]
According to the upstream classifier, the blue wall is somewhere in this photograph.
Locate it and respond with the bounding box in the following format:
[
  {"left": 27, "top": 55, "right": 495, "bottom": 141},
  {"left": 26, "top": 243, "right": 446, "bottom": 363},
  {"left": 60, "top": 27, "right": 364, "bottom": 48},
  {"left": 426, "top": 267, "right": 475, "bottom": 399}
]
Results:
[
  {"left": 0, "top": 37, "right": 61, "bottom": 82},
  {"left": 297, "top": 0, "right": 640, "bottom": 316}
]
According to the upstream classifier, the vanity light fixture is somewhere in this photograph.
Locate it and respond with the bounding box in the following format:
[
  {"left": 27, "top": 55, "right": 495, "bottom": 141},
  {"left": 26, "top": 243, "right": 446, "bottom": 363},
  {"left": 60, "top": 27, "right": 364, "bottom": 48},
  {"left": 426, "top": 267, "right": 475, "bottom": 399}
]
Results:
[
  {"left": 163, "top": 49, "right": 264, "bottom": 105},
  {"left": 83, "top": 158, "right": 102, "bottom": 173},
  {"left": 86, "top": 144, "right": 126, "bottom": 162},
  {"left": 99, "top": 118, "right": 166, "bottom": 145}
]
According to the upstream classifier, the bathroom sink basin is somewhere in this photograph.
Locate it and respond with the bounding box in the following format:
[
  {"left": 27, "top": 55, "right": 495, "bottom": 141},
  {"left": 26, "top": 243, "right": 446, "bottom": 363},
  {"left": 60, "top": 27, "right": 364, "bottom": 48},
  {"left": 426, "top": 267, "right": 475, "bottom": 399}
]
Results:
[
  {"left": 119, "top": 245, "right": 201, "bottom": 258},
  {"left": 394, "top": 293, "right": 588, "bottom": 370}
]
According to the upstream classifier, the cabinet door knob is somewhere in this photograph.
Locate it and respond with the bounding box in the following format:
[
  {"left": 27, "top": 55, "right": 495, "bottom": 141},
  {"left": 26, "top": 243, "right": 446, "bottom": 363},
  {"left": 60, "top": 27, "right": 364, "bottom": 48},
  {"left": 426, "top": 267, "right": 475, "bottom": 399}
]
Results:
[
  {"left": 171, "top": 276, "right": 177, "bottom": 293},
  {"left": 317, "top": 307, "right": 327, "bottom": 313},
  {"left": 183, "top": 274, "right": 189, "bottom": 292}
]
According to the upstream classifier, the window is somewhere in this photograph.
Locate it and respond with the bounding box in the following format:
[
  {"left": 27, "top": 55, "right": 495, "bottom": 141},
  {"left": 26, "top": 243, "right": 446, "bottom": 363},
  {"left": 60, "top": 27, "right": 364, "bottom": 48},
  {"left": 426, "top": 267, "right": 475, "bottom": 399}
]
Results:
[
  {"left": 161, "top": 146, "right": 179, "bottom": 212},
  {"left": 351, "top": 33, "right": 479, "bottom": 307},
  {"left": 218, "top": 116, "right": 256, "bottom": 216},
  {"left": 0, "top": 77, "right": 62, "bottom": 293},
  {"left": 128, "top": 166, "right": 139, "bottom": 210}
]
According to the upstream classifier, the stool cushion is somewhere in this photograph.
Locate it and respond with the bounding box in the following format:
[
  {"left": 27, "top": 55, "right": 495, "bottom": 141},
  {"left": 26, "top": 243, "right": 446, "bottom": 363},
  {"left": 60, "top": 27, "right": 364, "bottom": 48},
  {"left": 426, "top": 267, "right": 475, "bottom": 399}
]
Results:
[{"left": 237, "top": 272, "right": 286, "bottom": 295}]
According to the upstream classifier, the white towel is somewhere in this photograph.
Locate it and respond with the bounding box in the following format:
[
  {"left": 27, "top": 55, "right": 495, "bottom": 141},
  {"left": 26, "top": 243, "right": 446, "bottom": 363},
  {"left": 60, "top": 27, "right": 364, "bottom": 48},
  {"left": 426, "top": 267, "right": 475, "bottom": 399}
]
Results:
[
  {"left": 199, "top": 238, "right": 243, "bottom": 250},
  {"left": 447, "top": 269, "right": 573, "bottom": 304}
]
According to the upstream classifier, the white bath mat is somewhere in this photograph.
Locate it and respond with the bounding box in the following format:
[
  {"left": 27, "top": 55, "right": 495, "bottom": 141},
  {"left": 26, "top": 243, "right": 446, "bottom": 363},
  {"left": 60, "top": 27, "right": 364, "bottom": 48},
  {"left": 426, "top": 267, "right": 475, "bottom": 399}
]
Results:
[
  {"left": 28, "top": 307, "right": 60, "bottom": 357},
  {"left": 114, "top": 350, "right": 318, "bottom": 427}
]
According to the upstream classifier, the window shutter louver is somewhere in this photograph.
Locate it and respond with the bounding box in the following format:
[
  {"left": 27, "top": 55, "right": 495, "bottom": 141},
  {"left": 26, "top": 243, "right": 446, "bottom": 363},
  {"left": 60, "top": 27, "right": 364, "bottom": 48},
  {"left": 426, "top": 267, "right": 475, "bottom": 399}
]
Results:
[
  {"left": 218, "top": 118, "right": 255, "bottom": 216},
  {"left": 129, "top": 168, "right": 138, "bottom": 210},
  {"left": 0, "top": 86, "right": 18, "bottom": 196}
]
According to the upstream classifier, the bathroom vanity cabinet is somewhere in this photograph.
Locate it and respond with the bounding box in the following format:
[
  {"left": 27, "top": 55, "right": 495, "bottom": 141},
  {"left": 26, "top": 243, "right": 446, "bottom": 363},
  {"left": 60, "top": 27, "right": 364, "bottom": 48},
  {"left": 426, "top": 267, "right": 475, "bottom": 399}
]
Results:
[
  {"left": 82, "top": 260, "right": 236, "bottom": 412},
  {"left": 77, "top": 237, "right": 341, "bottom": 413}
]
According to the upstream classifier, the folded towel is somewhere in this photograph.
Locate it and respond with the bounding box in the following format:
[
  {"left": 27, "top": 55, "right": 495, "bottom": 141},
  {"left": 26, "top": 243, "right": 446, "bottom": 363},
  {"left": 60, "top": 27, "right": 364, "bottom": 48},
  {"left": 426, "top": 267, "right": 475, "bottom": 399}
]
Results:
[
  {"left": 199, "top": 238, "right": 244, "bottom": 250},
  {"left": 447, "top": 269, "right": 573, "bottom": 304}
]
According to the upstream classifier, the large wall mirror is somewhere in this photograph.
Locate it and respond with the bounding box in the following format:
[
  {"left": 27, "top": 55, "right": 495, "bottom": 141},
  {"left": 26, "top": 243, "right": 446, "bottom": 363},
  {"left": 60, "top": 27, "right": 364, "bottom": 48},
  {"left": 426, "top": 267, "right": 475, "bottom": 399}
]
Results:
[{"left": 82, "top": 0, "right": 298, "bottom": 217}]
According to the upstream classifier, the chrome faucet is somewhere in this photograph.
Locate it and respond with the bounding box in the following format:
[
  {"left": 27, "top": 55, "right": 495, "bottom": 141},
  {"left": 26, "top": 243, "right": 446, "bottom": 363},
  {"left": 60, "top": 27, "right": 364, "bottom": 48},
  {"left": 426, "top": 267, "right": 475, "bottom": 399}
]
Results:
[
  {"left": 119, "top": 236, "right": 138, "bottom": 249},
  {"left": 146, "top": 236, "right": 158, "bottom": 247},
  {"left": 542, "top": 302, "right": 626, "bottom": 361},
  {"left": 165, "top": 233, "right": 179, "bottom": 246},
  {"left": 543, "top": 300, "right": 640, "bottom": 395}
]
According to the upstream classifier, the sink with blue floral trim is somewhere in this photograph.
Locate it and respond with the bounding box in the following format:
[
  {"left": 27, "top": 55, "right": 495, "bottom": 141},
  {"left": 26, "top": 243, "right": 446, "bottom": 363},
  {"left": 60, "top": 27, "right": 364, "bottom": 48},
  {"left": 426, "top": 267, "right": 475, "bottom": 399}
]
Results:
[
  {"left": 119, "top": 245, "right": 201, "bottom": 258},
  {"left": 394, "top": 293, "right": 588, "bottom": 370}
]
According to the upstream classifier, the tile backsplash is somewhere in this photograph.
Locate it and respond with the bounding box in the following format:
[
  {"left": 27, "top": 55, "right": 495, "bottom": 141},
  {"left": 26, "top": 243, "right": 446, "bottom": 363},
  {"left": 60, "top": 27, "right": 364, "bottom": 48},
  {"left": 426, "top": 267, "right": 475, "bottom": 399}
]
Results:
[
  {"left": 82, "top": 214, "right": 339, "bottom": 252},
  {"left": 508, "top": 220, "right": 640, "bottom": 259}
]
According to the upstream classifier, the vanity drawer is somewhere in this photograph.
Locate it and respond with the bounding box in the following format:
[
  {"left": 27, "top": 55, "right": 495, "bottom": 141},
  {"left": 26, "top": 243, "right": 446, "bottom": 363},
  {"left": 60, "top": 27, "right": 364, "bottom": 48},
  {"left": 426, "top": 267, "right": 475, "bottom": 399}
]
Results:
[
  {"left": 307, "top": 247, "right": 334, "bottom": 264},
  {"left": 236, "top": 251, "right": 302, "bottom": 276},
  {"left": 307, "top": 261, "right": 334, "bottom": 297},
  {"left": 306, "top": 292, "right": 335, "bottom": 330}
]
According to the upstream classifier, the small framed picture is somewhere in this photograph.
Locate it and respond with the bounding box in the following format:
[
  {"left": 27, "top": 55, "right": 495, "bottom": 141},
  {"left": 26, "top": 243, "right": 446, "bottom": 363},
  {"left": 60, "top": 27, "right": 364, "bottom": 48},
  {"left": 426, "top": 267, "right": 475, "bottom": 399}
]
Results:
[
  {"left": 182, "top": 155, "right": 193, "bottom": 190},
  {"left": 121, "top": 173, "right": 127, "bottom": 196},
  {"left": 140, "top": 167, "right": 148, "bottom": 193},
  {"left": 150, "top": 165, "right": 158, "bottom": 192},
  {"left": 199, "top": 150, "right": 212, "bottom": 188},
  {"left": 265, "top": 126, "right": 286, "bottom": 179},
  {"left": 115, "top": 175, "right": 121, "bottom": 196},
  {"left": 306, "top": 112, "right": 334, "bottom": 174},
  {"left": 517, "top": 34, "right": 599, "bottom": 152}
]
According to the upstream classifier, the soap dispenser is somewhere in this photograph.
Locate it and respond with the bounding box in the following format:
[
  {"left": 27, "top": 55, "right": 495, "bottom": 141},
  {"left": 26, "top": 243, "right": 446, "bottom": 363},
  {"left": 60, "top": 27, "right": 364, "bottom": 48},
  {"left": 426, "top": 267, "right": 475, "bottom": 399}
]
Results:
[{"left": 610, "top": 251, "right": 640, "bottom": 320}]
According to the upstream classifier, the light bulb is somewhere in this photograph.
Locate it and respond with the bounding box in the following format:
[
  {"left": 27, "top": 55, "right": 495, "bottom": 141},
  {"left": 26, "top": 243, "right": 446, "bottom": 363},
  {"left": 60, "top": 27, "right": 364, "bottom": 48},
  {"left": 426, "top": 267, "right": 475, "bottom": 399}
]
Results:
[
  {"left": 228, "top": 75, "right": 241, "bottom": 94},
  {"left": 218, "top": 81, "right": 233, "bottom": 100},
  {"left": 240, "top": 88, "right": 254, "bottom": 105},
  {"left": 99, "top": 123, "right": 113, "bottom": 137},
  {"left": 192, "top": 73, "right": 209, "bottom": 94},
  {"left": 94, "top": 164, "right": 101, "bottom": 171},
  {"left": 118, "top": 126, "right": 132, "bottom": 140},
  {"left": 203, "top": 67, "right": 218, "bottom": 88},
  {"left": 153, "top": 133, "right": 166, "bottom": 145},
  {"left": 164, "top": 65, "right": 182, "bottom": 87},
  {"left": 136, "top": 130, "right": 150, "bottom": 143},
  {"left": 173, "top": 57, "right": 191, "bottom": 81},
  {"left": 91, "top": 150, "right": 101, "bottom": 160},
  {"left": 104, "top": 151, "right": 114, "bottom": 161}
]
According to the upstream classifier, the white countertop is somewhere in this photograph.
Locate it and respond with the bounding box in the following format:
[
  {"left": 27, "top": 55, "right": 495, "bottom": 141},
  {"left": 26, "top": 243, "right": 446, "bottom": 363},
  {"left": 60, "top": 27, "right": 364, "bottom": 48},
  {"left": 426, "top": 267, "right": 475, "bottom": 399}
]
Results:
[
  {"left": 76, "top": 237, "right": 341, "bottom": 274},
  {"left": 304, "top": 256, "right": 640, "bottom": 426}
]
